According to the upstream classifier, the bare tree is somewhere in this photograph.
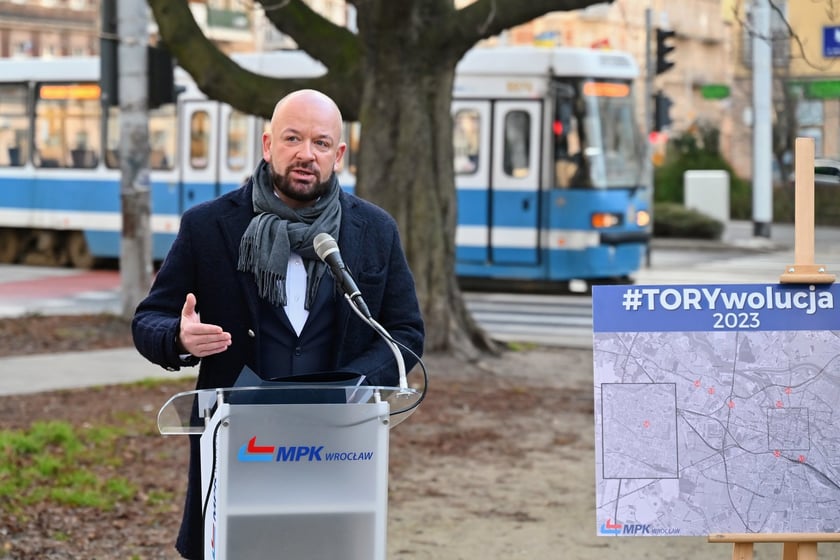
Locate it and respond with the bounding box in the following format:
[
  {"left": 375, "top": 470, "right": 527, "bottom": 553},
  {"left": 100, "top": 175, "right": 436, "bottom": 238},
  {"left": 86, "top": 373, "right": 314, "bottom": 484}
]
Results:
[{"left": 148, "top": 0, "right": 608, "bottom": 358}]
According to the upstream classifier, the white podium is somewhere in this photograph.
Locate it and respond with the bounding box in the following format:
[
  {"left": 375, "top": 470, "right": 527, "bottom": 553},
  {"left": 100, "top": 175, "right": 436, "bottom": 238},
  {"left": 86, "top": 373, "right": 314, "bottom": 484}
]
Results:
[{"left": 158, "top": 380, "right": 422, "bottom": 560}]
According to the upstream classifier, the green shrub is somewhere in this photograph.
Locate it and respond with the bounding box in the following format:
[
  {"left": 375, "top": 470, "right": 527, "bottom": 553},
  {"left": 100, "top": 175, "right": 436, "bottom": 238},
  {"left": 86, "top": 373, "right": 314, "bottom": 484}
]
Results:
[
  {"left": 653, "top": 202, "right": 724, "bottom": 239},
  {"left": 654, "top": 126, "right": 752, "bottom": 220}
]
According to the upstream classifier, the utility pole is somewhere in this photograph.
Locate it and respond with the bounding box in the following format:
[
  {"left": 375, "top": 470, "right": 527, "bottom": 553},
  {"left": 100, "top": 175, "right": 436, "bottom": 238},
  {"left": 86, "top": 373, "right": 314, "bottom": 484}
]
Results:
[
  {"left": 644, "top": 7, "right": 654, "bottom": 267},
  {"left": 752, "top": 0, "right": 773, "bottom": 238},
  {"left": 644, "top": 8, "right": 654, "bottom": 142},
  {"left": 118, "top": 0, "right": 152, "bottom": 317}
]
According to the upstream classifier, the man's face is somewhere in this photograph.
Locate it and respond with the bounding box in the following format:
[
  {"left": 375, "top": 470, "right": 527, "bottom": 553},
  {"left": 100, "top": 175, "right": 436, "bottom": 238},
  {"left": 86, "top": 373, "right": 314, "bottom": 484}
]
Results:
[{"left": 262, "top": 94, "right": 346, "bottom": 208}]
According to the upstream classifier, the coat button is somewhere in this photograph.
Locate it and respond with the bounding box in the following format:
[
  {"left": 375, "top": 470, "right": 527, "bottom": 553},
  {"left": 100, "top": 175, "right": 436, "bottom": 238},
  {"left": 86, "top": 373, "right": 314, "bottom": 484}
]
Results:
[{"left": 247, "top": 329, "right": 255, "bottom": 338}]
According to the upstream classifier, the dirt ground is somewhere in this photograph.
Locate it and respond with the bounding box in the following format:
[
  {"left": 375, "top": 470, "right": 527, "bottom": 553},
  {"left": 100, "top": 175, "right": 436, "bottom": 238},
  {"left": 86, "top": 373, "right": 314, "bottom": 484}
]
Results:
[{"left": 1, "top": 315, "right": 836, "bottom": 559}]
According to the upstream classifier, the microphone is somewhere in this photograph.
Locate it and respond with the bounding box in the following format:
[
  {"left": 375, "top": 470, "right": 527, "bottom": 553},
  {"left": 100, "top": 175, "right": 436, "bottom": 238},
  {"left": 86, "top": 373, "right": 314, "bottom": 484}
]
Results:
[
  {"left": 313, "top": 233, "right": 371, "bottom": 319},
  {"left": 314, "top": 232, "right": 412, "bottom": 392}
]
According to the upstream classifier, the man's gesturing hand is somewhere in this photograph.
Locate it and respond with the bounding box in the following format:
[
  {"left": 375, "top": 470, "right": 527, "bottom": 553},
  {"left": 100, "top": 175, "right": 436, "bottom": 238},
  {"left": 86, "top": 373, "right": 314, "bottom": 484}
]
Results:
[{"left": 177, "top": 293, "right": 232, "bottom": 358}]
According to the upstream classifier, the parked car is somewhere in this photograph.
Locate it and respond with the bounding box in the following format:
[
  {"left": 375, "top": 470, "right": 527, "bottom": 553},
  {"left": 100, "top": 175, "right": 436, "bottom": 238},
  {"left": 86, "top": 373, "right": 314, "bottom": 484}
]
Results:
[
  {"left": 787, "top": 158, "right": 840, "bottom": 187},
  {"left": 814, "top": 159, "right": 840, "bottom": 185}
]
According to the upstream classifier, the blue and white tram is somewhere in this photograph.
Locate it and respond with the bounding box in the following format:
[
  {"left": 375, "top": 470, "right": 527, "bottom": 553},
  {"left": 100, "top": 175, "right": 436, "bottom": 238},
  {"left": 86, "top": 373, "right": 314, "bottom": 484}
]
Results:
[
  {"left": 0, "top": 54, "right": 270, "bottom": 267},
  {"left": 0, "top": 46, "right": 649, "bottom": 287},
  {"left": 451, "top": 46, "right": 650, "bottom": 287}
]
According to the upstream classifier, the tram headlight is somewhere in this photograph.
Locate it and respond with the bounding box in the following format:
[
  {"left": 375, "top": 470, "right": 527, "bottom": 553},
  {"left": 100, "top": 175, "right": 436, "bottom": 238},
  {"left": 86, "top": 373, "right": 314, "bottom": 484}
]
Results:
[
  {"left": 591, "top": 212, "right": 622, "bottom": 229},
  {"left": 635, "top": 209, "right": 651, "bottom": 228}
]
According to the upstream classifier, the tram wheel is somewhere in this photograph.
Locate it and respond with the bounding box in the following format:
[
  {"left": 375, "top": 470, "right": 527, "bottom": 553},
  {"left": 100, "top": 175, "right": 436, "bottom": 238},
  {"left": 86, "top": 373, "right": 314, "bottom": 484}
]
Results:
[
  {"left": 0, "top": 228, "right": 21, "bottom": 263},
  {"left": 66, "top": 231, "right": 95, "bottom": 269}
]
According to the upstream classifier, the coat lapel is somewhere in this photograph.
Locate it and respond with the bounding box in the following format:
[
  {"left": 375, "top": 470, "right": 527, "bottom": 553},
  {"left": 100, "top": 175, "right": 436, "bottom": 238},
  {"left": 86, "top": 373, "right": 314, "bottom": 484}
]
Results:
[
  {"left": 334, "top": 193, "right": 367, "bottom": 328},
  {"left": 218, "top": 184, "right": 260, "bottom": 323}
]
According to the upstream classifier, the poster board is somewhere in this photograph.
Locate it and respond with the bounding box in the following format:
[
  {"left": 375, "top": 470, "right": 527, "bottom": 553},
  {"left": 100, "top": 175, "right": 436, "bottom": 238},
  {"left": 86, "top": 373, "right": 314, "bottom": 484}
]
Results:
[{"left": 593, "top": 282, "right": 840, "bottom": 537}]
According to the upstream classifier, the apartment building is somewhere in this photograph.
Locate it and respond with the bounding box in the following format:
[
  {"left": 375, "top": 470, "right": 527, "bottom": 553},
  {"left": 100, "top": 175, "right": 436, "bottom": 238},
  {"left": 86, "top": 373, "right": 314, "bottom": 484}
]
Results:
[
  {"left": 0, "top": 0, "right": 349, "bottom": 58},
  {"left": 0, "top": 0, "right": 99, "bottom": 58}
]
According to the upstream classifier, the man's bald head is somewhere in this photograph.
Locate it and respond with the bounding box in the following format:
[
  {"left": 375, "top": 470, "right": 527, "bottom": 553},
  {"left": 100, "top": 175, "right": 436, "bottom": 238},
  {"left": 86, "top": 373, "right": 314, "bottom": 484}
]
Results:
[
  {"left": 271, "top": 89, "right": 344, "bottom": 138},
  {"left": 261, "top": 89, "right": 347, "bottom": 208}
]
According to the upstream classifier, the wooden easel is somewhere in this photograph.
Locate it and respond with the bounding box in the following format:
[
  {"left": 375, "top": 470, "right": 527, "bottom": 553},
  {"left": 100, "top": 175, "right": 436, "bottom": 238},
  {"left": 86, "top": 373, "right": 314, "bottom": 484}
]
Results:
[
  {"left": 709, "top": 533, "right": 840, "bottom": 560},
  {"left": 778, "top": 137, "right": 835, "bottom": 284},
  {"left": 709, "top": 137, "right": 837, "bottom": 558}
]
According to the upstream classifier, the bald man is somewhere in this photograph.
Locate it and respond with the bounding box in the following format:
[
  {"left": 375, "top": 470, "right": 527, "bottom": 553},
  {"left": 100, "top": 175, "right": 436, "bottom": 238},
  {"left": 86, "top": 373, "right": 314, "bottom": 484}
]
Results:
[{"left": 132, "top": 89, "right": 424, "bottom": 559}]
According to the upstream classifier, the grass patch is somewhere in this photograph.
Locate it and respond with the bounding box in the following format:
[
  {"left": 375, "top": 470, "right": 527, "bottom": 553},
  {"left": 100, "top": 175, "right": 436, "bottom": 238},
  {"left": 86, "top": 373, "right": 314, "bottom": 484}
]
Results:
[{"left": 0, "top": 420, "right": 137, "bottom": 516}]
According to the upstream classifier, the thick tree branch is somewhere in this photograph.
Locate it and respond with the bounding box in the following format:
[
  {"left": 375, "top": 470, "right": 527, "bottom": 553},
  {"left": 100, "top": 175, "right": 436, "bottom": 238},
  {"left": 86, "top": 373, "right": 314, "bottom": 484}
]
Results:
[
  {"left": 147, "top": 0, "right": 361, "bottom": 118},
  {"left": 256, "top": 0, "right": 362, "bottom": 74}
]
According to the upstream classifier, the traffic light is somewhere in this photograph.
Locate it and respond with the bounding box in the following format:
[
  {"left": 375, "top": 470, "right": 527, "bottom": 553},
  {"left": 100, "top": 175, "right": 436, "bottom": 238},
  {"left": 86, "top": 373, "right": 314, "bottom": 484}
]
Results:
[
  {"left": 100, "top": 0, "right": 118, "bottom": 107},
  {"left": 99, "top": 0, "right": 177, "bottom": 108},
  {"left": 653, "top": 91, "right": 673, "bottom": 132},
  {"left": 147, "top": 44, "right": 177, "bottom": 109},
  {"left": 655, "top": 28, "right": 676, "bottom": 75}
]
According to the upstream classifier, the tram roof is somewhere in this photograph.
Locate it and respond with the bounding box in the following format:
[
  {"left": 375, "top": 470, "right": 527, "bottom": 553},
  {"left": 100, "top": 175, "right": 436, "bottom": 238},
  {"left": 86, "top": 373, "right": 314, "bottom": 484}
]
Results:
[
  {"left": 455, "top": 46, "right": 638, "bottom": 80},
  {"left": 0, "top": 56, "right": 100, "bottom": 82}
]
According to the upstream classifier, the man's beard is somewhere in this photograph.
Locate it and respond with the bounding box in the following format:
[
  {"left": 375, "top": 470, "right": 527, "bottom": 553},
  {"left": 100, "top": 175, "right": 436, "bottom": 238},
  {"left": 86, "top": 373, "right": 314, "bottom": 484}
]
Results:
[{"left": 270, "top": 162, "right": 333, "bottom": 204}]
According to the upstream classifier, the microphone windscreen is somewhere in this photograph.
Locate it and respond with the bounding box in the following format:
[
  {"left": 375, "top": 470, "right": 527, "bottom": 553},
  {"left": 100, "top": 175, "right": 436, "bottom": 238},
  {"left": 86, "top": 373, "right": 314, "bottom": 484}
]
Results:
[{"left": 313, "top": 232, "right": 338, "bottom": 261}]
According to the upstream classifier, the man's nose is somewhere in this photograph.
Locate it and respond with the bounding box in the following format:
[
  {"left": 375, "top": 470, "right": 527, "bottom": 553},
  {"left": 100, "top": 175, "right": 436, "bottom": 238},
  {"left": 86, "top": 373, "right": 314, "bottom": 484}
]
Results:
[{"left": 297, "top": 141, "right": 316, "bottom": 160}]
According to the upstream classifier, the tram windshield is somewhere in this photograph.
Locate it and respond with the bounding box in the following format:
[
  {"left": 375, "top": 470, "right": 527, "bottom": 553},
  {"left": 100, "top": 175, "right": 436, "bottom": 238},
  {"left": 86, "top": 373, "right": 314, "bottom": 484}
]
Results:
[{"left": 553, "top": 79, "right": 644, "bottom": 189}]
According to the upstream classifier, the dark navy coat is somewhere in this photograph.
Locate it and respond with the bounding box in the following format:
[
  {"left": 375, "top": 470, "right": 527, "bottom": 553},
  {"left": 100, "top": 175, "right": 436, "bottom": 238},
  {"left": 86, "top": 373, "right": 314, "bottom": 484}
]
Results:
[{"left": 132, "top": 180, "right": 424, "bottom": 559}]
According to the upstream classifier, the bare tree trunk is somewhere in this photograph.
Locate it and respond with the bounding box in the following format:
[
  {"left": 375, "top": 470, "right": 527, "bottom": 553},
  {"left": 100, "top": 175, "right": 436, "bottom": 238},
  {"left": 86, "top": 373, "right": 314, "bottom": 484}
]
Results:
[{"left": 354, "top": 44, "right": 497, "bottom": 358}]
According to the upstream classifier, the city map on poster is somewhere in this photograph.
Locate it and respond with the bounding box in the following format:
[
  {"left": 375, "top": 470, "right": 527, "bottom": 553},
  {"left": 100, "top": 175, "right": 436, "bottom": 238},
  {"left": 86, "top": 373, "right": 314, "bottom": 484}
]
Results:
[{"left": 592, "top": 283, "right": 840, "bottom": 537}]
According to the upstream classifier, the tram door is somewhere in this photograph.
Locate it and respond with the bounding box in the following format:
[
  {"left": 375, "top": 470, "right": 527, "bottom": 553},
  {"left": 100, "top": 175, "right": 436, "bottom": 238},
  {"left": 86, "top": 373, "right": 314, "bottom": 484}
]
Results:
[
  {"left": 452, "top": 100, "right": 491, "bottom": 264},
  {"left": 489, "top": 100, "right": 541, "bottom": 265},
  {"left": 179, "top": 100, "right": 220, "bottom": 211}
]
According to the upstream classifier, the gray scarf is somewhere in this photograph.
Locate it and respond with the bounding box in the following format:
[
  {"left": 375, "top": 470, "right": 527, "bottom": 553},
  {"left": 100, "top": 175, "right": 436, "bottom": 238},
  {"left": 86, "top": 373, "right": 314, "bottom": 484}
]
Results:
[{"left": 237, "top": 159, "right": 342, "bottom": 309}]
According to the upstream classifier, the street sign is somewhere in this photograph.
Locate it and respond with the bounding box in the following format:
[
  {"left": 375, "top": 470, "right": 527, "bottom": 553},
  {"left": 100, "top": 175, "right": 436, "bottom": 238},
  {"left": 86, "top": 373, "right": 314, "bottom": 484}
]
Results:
[
  {"left": 823, "top": 26, "right": 840, "bottom": 57},
  {"left": 700, "top": 84, "right": 730, "bottom": 99},
  {"left": 808, "top": 80, "right": 840, "bottom": 99}
]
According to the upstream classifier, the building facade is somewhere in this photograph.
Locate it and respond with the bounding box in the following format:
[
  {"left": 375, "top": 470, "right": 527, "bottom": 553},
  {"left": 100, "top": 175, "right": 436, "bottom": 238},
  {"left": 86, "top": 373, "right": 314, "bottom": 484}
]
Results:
[{"left": 0, "top": 0, "right": 99, "bottom": 58}]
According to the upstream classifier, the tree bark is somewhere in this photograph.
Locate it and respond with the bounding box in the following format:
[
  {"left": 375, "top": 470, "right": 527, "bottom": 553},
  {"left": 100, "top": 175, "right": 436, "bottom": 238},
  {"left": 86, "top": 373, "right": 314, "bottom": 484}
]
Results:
[{"left": 351, "top": 3, "right": 497, "bottom": 357}]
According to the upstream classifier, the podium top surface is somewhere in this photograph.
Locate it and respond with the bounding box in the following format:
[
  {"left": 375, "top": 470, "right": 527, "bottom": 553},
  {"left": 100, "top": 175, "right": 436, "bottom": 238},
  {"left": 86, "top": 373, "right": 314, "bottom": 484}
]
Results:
[{"left": 158, "top": 384, "right": 421, "bottom": 435}]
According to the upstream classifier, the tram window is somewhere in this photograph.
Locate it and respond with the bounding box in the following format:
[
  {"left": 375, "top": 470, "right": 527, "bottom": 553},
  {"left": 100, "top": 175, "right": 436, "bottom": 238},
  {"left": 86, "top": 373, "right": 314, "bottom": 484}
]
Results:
[
  {"left": 35, "top": 83, "right": 101, "bottom": 169},
  {"left": 554, "top": 99, "right": 583, "bottom": 188},
  {"left": 256, "top": 119, "right": 269, "bottom": 162},
  {"left": 503, "top": 110, "right": 530, "bottom": 178},
  {"left": 105, "top": 105, "right": 120, "bottom": 168},
  {"left": 338, "top": 121, "right": 360, "bottom": 175},
  {"left": 0, "top": 84, "right": 29, "bottom": 167},
  {"left": 190, "top": 111, "right": 210, "bottom": 169},
  {"left": 453, "top": 109, "right": 480, "bottom": 175},
  {"left": 149, "top": 105, "right": 176, "bottom": 170},
  {"left": 104, "top": 104, "right": 176, "bottom": 170},
  {"left": 227, "top": 110, "right": 248, "bottom": 171}
]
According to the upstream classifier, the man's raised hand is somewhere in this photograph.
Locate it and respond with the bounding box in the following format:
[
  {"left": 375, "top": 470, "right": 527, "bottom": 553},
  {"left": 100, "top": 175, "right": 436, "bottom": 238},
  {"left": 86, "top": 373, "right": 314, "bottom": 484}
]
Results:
[{"left": 177, "top": 293, "right": 232, "bottom": 357}]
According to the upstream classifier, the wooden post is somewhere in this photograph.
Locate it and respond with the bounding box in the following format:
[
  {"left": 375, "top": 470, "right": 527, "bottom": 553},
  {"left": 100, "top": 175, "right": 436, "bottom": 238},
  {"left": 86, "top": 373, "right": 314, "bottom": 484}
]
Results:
[{"left": 779, "top": 137, "right": 835, "bottom": 284}]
